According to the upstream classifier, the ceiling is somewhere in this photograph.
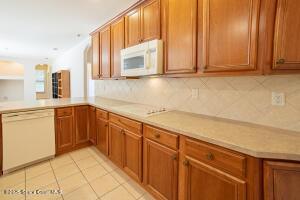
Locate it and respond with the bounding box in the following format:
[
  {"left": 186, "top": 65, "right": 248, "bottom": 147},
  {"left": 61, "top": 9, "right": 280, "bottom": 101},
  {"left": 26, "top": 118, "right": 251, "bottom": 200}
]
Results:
[{"left": 0, "top": 0, "right": 137, "bottom": 60}]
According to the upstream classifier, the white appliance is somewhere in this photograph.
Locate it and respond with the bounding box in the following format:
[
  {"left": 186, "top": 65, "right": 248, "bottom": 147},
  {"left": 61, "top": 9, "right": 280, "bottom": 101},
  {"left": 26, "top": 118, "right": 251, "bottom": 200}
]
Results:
[
  {"left": 121, "top": 39, "right": 163, "bottom": 77},
  {"left": 2, "top": 109, "right": 55, "bottom": 174}
]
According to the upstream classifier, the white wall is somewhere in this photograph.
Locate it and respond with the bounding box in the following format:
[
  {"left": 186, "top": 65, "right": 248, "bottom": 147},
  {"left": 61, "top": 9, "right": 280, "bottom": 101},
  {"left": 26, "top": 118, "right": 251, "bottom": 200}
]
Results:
[
  {"left": 52, "top": 38, "right": 90, "bottom": 98},
  {"left": 0, "top": 80, "right": 24, "bottom": 101},
  {"left": 0, "top": 56, "right": 50, "bottom": 101}
]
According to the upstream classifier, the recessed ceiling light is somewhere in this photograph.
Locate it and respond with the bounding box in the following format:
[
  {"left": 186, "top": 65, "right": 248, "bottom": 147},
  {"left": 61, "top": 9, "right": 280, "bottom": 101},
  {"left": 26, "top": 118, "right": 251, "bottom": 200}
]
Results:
[
  {"left": 5, "top": 48, "right": 8, "bottom": 50},
  {"left": 45, "top": 57, "right": 48, "bottom": 60},
  {"left": 77, "top": 34, "right": 81, "bottom": 37},
  {"left": 53, "top": 48, "right": 58, "bottom": 51}
]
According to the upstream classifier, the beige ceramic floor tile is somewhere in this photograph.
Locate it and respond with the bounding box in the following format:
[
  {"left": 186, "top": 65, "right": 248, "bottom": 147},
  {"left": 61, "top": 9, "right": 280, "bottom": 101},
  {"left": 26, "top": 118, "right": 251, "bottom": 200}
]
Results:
[
  {"left": 50, "top": 154, "right": 74, "bottom": 169},
  {"left": 75, "top": 156, "right": 98, "bottom": 170},
  {"left": 26, "top": 161, "right": 52, "bottom": 180},
  {"left": 63, "top": 184, "right": 97, "bottom": 200},
  {"left": 26, "top": 182, "right": 62, "bottom": 200},
  {"left": 0, "top": 169, "right": 25, "bottom": 189},
  {"left": 100, "top": 186, "right": 135, "bottom": 200},
  {"left": 101, "top": 160, "right": 118, "bottom": 172},
  {"left": 139, "top": 193, "right": 155, "bottom": 200},
  {"left": 110, "top": 168, "right": 130, "bottom": 184},
  {"left": 53, "top": 163, "right": 80, "bottom": 180},
  {"left": 57, "top": 173, "right": 87, "bottom": 195},
  {"left": 90, "top": 174, "right": 119, "bottom": 197},
  {"left": 123, "top": 179, "right": 146, "bottom": 199},
  {"left": 69, "top": 148, "right": 91, "bottom": 161},
  {"left": 81, "top": 164, "right": 108, "bottom": 182},
  {"left": 0, "top": 182, "right": 25, "bottom": 200},
  {"left": 26, "top": 171, "right": 56, "bottom": 191}
]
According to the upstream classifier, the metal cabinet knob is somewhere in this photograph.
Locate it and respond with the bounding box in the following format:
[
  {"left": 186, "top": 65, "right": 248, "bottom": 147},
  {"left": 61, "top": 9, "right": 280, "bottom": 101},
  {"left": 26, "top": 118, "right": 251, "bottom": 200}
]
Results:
[
  {"left": 183, "top": 160, "right": 189, "bottom": 166},
  {"left": 154, "top": 133, "right": 160, "bottom": 139},
  {"left": 206, "top": 152, "right": 214, "bottom": 161},
  {"left": 276, "top": 58, "right": 285, "bottom": 64},
  {"left": 171, "top": 154, "right": 177, "bottom": 160}
]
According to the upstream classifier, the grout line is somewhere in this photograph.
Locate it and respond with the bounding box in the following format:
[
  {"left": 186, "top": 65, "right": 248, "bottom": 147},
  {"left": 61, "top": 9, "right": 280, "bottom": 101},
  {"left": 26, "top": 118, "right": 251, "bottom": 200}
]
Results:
[
  {"left": 49, "top": 159, "right": 65, "bottom": 200},
  {"left": 24, "top": 168, "right": 26, "bottom": 200}
]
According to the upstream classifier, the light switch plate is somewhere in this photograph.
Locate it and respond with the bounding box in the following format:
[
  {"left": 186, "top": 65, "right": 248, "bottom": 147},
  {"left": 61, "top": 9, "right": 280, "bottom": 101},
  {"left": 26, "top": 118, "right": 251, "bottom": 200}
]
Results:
[
  {"left": 271, "top": 92, "right": 285, "bottom": 106},
  {"left": 191, "top": 88, "right": 199, "bottom": 99}
]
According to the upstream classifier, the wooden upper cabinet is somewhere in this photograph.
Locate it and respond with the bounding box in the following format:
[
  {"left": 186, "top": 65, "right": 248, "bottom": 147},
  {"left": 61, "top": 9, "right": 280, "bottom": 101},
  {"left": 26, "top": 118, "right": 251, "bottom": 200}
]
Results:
[
  {"left": 162, "top": 0, "right": 197, "bottom": 74},
  {"left": 91, "top": 32, "right": 100, "bottom": 79},
  {"left": 111, "top": 18, "right": 125, "bottom": 78},
  {"left": 100, "top": 26, "right": 111, "bottom": 78},
  {"left": 125, "top": 8, "right": 141, "bottom": 47},
  {"left": 273, "top": 0, "right": 300, "bottom": 70},
  {"left": 200, "top": 0, "right": 260, "bottom": 73},
  {"left": 264, "top": 161, "right": 300, "bottom": 200},
  {"left": 141, "top": 0, "right": 161, "bottom": 42},
  {"left": 179, "top": 155, "right": 246, "bottom": 200},
  {"left": 74, "top": 106, "right": 89, "bottom": 146}
]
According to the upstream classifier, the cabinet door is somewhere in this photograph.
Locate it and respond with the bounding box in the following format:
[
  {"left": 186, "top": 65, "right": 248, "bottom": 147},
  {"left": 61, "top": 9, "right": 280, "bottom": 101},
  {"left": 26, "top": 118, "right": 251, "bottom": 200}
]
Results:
[
  {"left": 111, "top": 18, "right": 125, "bottom": 78},
  {"left": 108, "top": 123, "right": 123, "bottom": 167},
  {"left": 56, "top": 115, "right": 74, "bottom": 154},
  {"left": 273, "top": 0, "right": 300, "bottom": 70},
  {"left": 179, "top": 155, "right": 246, "bottom": 200},
  {"left": 125, "top": 8, "right": 141, "bottom": 47},
  {"left": 264, "top": 161, "right": 300, "bottom": 200},
  {"left": 92, "top": 32, "right": 100, "bottom": 79},
  {"left": 144, "top": 139, "right": 178, "bottom": 200},
  {"left": 100, "top": 26, "right": 111, "bottom": 78},
  {"left": 162, "top": 0, "right": 197, "bottom": 74},
  {"left": 88, "top": 106, "right": 96, "bottom": 144},
  {"left": 96, "top": 117, "right": 109, "bottom": 156},
  {"left": 123, "top": 130, "right": 142, "bottom": 182},
  {"left": 74, "top": 106, "right": 89, "bottom": 146},
  {"left": 141, "top": 0, "right": 161, "bottom": 42},
  {"left": 200, "top": 0, "right": 260, "bottom": 72}
]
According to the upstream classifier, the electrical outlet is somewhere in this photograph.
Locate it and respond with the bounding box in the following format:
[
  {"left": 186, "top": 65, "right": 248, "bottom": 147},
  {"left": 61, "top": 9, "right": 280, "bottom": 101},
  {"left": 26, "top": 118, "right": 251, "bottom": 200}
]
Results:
[
  {"left": 191, "top": 88, "right": 199, "bottom": 99},
  {"left": 272, "top": 92, "right": 285, "bottom": 106}
]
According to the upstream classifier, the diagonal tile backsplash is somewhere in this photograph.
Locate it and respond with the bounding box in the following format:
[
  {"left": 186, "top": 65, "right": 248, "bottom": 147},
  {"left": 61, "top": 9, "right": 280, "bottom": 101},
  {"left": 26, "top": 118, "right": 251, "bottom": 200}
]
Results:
[{"left": 95, "top": 75, "right": 300, "bottom": 132}]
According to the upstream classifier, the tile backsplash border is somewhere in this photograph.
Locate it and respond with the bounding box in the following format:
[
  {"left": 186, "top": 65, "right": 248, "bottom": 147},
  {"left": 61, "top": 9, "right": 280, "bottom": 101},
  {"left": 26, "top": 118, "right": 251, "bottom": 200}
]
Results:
[{"left": 95, "top": 75, "right": 300, "bottom": 133}]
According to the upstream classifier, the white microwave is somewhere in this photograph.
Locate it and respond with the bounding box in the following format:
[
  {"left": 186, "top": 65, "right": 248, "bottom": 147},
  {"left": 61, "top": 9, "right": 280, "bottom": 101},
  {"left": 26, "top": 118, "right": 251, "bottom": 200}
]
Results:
[{"left": 121, "top": 39, "right": 163, "bottom": 77}]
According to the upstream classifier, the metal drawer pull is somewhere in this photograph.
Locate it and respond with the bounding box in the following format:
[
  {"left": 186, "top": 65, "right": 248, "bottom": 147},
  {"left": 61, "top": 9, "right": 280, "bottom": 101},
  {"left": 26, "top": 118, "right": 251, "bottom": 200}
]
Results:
[
  {"left": 276, "top": 58, "right": 285, "bottom": 64},
  {"left": 154, "top": 133, "right": 160, "bottom": 139},
  {"left": 206, "top": 152, "right": 214, "bottom": 161},
  {"left": 183, "top": 160, "right": 189, "bottom": 166}
]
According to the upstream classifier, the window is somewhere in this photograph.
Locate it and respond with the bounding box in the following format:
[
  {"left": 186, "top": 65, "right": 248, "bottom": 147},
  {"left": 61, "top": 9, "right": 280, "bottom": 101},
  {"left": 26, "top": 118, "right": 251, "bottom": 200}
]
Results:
[
  {"left": 35, "top": 64, "right": 50, "bottom": 99},
  {"left": 35, "top": 70, "right": 46, "bottom": 92}
]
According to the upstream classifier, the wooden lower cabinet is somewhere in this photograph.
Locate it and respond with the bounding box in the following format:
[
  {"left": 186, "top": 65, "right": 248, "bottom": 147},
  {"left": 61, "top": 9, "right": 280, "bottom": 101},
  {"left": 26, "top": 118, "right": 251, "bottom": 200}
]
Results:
[
  {"left": 55, "top": 108, "right": 74, "bottom": 154},
  {"left": 143, "top": 138, "right": 178, "bottom": 200},
  {"left": 108, "top": 123, "right": 124, "bottom": 167},
  {"left": 96, "top": 117, "right": 109, "bottom": 155},
  {"left": 264, "top": 161, "right": 300, "bottom": 200},
  {"left": 179, "top": 155, "right": 246, "bottom": 200},
  {"left": 123, "top": 130, "right": 142, "bottom": 182},
  {"left": 74, "top": 106, "right": 89, "bottom": 146},
  {"left": 88, "top": 106, "right": 97, "bottom": 144}
]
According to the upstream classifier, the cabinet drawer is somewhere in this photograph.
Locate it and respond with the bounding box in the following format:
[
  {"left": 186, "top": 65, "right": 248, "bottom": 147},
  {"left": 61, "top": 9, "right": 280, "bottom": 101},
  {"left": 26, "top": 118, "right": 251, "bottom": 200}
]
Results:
[
  {"left": 109, "top": 113, "right": 142, "bottom": 134},
  {"left": 96, "top": 109, "right": 108, "bottom": 120},
  {"left": 144, "top": 125, "right": 178, "bottom": 150},
  {"left": 181, "top": 137, "right": 246, "bottom": 178},
  {"left": 56, "top": 107, "right": 73, "bottom": 117}
]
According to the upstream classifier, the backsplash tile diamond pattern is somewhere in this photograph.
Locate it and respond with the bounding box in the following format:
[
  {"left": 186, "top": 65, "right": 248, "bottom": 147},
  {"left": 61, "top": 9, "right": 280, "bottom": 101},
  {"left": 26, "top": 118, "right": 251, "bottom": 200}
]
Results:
[{"left": 95, "top": 75, "right": 300, "bottom": 132}]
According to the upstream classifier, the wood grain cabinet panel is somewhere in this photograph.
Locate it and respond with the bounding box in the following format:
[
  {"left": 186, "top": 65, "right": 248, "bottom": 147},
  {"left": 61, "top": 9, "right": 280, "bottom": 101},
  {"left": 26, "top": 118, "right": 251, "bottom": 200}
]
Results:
[
  {"left": 264, "top": 161, "right": 300, "bottom": 200},
  {"left": 100, "top": 26, "right": 111, "bottom": 78},
  {"left": 74, "top": 106, "right": 89, "bottom": 146},
  {"left": 108, "top": 123, "right": 124, "bottom": 167},
  {"left": 123, "top": 130, "right": 143, "bottom": 182},
  {"left": 179, "top": 155, "right": 246, "bottom": 200},
  {"left": 200, "top": 0, "right": 260, "bottom": 73},
  {"left": 88, "top": 106, "right": 96, "bottom": 145},
  {"left": 91, "top": 32, "right": 100, "bottom": 79},
  {"left": 55, "top": 108, "right": 74, "bottom": 154},
  {"left": 125, "top": 8, "right": 141, "bottom": 47},
  {"left": 111, "top": 17, "right": 125, "bottom": 78},
  {"left": 273, "top": 0, "right": 300, "bottom": 70},
  {"left": 141, "top": 0, "right": 161, "bottom": 42},
  {"left": 96, "top": 116, "right": 109, "bottom": 155},
  {"left": 162, "top": 0, "right": 197, "bottom": 74},
  {"left": 144, "top": 138, "right": 178, "bottom": 200}
]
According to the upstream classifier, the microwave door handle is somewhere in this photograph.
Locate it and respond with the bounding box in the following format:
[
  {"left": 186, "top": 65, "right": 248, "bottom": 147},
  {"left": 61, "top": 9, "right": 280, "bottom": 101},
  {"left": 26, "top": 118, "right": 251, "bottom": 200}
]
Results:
[{"left": 145, "top": 50, "right": 151, "bottom": 69}]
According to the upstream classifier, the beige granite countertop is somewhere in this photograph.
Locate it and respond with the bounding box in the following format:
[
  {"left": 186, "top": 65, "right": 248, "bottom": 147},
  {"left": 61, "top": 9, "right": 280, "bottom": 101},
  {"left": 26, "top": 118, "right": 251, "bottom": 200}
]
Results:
[{"left": 1, "top": 97, "right": 300, "bottom": 161}]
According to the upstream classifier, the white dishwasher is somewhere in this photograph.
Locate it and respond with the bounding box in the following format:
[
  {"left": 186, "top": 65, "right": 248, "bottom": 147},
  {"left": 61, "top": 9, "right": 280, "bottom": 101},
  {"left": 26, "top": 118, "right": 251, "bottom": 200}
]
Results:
[{"left": 2, "top": 109, "right": 55, "bottom": 174}]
